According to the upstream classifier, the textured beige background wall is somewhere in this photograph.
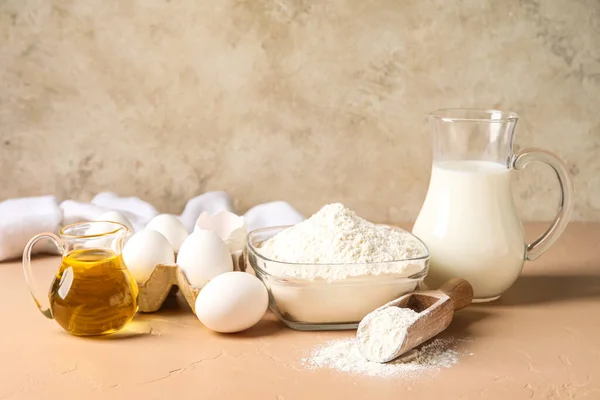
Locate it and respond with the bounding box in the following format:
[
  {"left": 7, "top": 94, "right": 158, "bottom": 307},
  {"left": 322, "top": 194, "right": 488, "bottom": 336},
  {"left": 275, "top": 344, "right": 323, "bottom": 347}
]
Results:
[{"left": 1, "top": 0, "right": 599, "bottom": 222}]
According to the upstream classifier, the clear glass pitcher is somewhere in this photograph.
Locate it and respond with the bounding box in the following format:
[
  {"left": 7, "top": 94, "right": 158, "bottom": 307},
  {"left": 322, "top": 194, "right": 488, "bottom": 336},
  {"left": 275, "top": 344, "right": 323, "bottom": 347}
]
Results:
[
  {"left": 413, "top": 109, "right": 574, "bottom": 302},
  {"left": 22, "top": 221, "right": 139, "bottom": 336}
]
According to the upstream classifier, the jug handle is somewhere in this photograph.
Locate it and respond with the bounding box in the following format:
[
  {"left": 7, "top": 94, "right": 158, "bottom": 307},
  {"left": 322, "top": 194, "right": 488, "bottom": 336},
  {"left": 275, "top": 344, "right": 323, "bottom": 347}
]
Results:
[
  {"left": 22, "top": 233, "right": 63, "bottom": 319},
  {"left": 511, "top": 148, "right": 575, "bottom": 261}
]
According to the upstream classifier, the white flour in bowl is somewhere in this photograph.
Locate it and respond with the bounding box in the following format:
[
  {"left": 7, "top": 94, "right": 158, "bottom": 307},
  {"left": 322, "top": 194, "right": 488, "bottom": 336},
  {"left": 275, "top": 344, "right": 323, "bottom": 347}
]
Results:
[
  {"left": 253, "top": 203, "right": 429, "bottom": 324},
  {"left": 258, "top": 203, "right": 427, "bottom": 281},
  {"left": 303, "top": 338, "right": 460, "bottom": 378}
]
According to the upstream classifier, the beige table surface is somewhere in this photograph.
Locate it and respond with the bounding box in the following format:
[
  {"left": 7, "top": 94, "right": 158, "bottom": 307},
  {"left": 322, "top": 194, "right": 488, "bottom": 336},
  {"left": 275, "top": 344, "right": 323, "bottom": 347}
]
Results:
[{"left": 1, "top": 223, "right": 599, "bottom": 400}]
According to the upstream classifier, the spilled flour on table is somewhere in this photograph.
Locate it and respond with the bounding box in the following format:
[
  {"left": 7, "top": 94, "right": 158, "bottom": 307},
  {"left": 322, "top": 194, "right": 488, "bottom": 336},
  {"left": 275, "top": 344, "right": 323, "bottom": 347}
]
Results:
[{"left": 302, "top": 338, "right": 462, "bottom": 378}]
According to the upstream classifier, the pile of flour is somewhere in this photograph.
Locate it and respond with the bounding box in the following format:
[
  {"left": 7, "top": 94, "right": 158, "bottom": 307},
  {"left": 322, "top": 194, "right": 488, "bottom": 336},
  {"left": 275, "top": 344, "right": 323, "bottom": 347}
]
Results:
[
  {"left": 303, "top": 338, "right": 460, "bottom": 378},
  {"left": 357, "top": 306, "right": 420, "bottom": 363},
  {"left": 258, "top": 203, "right": 426, "bottom": 281}
]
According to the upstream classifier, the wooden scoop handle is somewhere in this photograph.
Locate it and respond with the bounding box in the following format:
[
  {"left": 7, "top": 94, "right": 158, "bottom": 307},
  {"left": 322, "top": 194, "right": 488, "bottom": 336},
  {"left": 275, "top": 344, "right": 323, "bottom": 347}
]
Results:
[{"left": 438, "top": 278, "right": 474, "bottom": 310}]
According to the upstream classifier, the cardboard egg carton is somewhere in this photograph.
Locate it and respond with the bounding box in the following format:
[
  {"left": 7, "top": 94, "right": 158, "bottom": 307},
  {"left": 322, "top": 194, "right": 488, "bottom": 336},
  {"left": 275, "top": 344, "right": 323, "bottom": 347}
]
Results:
[{"left": 137, "top": 251, "right": 245, "bottom": 313}]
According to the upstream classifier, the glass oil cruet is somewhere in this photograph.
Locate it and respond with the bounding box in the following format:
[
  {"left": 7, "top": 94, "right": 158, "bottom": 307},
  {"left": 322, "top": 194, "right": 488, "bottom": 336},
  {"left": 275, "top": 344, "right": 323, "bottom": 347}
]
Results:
[
  {"left": 22, "top": 221, "right": 139, "bottom": 336},
  {"left": 413, "top": 109, "right": 574, "bottom": 302}
]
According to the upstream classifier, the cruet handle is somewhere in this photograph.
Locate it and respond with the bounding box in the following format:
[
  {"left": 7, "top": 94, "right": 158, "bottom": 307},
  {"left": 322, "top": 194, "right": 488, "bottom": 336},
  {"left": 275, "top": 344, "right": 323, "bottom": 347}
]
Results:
[
  {"left": 511, "top": 148, "right": 575, "bottom": 261},
  {"left": 22, "top": 233, "right": 63, "bottom": 319}
]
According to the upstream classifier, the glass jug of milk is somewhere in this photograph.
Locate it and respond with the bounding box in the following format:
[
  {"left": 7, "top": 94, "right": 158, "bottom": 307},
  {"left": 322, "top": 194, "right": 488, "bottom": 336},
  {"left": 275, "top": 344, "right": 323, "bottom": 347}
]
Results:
[{"left": 413, "top": 109, "right": 574, "bottom": 302}]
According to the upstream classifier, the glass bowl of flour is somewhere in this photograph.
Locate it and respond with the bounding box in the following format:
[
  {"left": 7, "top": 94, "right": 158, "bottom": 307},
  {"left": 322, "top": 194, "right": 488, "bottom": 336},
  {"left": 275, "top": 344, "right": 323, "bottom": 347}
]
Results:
[{"left": 245, "top": 204, "right": 430, "bottom": 331}]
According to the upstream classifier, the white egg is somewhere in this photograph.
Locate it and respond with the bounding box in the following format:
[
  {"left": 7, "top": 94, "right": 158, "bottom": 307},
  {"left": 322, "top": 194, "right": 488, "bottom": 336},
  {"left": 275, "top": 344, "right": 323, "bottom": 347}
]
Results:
[
  {"left": 95, "top": 211, "right": 134, "bottom": 233},
  {"left": 84, "top": 220, "right": 130, "bottom": 249},
  {"left": 145, "top": 214, "right": 189, "bottom": 252},
  {"left": 122, "top": 230, "right": 175, "bottom": 284},
  {"left": 177, "top": 229, "right": 233, "bottom": 288},
  {"left": 195, "top": 271, "right": 268, "bottom": 333},
  {"left": 85, "top": 221, "right": 120, "bottom": 237}
]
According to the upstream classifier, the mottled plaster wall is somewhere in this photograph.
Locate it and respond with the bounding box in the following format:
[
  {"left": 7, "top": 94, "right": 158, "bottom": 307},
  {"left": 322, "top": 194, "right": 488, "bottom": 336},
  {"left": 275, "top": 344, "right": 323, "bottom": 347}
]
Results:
[{"left": 1, "top": 0, "right": 599, "bottom": 222}]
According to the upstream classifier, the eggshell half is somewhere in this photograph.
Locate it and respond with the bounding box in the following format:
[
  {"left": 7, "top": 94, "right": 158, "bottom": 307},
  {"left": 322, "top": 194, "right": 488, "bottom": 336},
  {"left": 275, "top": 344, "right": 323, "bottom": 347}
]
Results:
[
  {"left": 195, "top": 271, "right": 268, "bottom": 333},
  {"left": 194, "top": 211, "right": 247, "bottom": 253}
]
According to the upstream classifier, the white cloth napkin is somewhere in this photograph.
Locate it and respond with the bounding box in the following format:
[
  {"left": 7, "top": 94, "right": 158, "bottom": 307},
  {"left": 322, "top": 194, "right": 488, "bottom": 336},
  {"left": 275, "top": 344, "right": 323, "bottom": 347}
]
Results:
[
  {"left": 0, "top": 192, "right": 304, "bottom": 261},
  {"left": 244, "top": 201, "right": 305, "bottom": 231},
  {"left": 0, "top": 196, "right": 62, "bottom": 261},
  {"left": 61, "top": 199, "right": 154, "bottom": 232},
  {"left": 60, "top": 200, "right": 108, "bottom": 226},
  {"left": 91, "top": 192, "right": 159, "bottom": 223},
  {"left": 179, "top": 191, "right": 235, "bottom": 232}
]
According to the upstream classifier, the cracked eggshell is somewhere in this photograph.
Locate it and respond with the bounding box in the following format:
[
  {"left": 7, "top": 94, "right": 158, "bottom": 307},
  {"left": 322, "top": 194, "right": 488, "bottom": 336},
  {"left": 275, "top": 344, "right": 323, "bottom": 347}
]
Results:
[
  {"left": 177, "top": 229, "right": 233, "bottom": 288},
  {"left": 194, "top": 211, "right": 247, "bottom": 253},
  {"left": 195, "top": 271, "right": 268, "bottom": 333},
  {"left": 122, "top": 230, "right": 175, "bottom": 284},
  {"left": 145, "top": 214, "right": 189, "bottom": 252}
]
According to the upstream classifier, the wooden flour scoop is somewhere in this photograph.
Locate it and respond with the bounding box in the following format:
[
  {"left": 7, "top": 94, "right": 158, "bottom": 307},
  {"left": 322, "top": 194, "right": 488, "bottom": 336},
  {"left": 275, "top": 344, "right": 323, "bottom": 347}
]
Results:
[{"left": 357, "top": 278, "right": 474, "bottom": 363}]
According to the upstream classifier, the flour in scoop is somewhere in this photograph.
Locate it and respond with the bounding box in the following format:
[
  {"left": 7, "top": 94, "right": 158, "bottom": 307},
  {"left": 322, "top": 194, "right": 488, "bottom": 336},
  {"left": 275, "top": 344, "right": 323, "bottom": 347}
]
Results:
[
  {"left": 303, "top": 338, "right": 460, "bottom": 379},
  {"left": 259, "top": 203, "right": 426, "bottom": 281},
  {"left": 357, "top": 306, "right": 420, "bottom": 363}
]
